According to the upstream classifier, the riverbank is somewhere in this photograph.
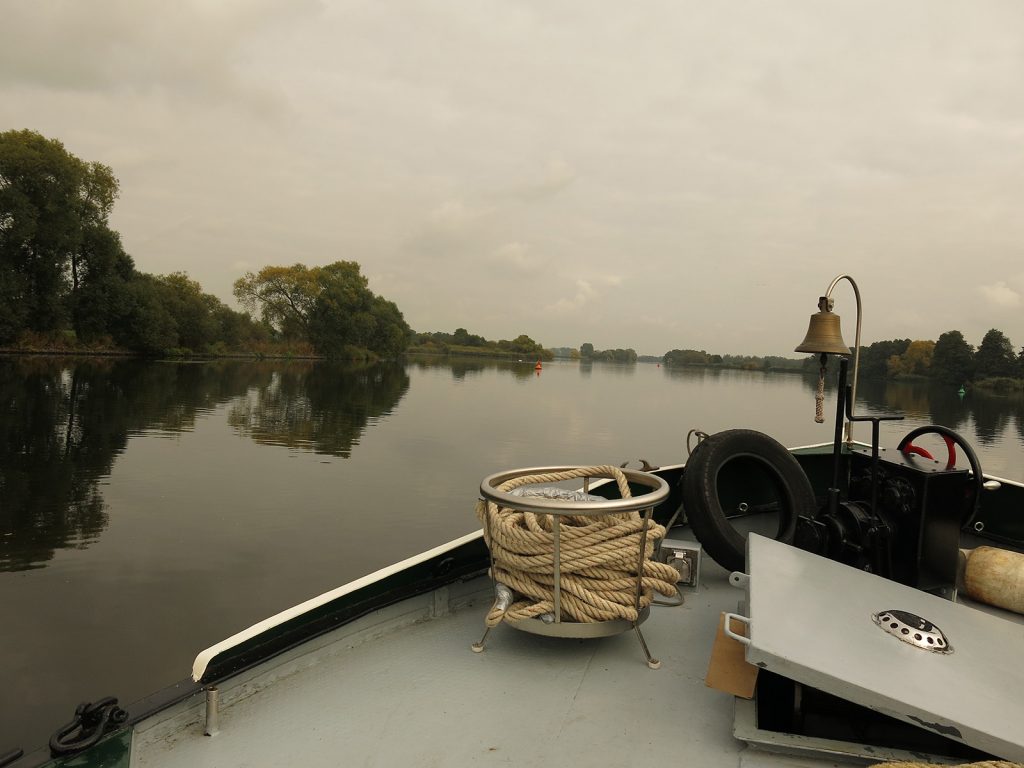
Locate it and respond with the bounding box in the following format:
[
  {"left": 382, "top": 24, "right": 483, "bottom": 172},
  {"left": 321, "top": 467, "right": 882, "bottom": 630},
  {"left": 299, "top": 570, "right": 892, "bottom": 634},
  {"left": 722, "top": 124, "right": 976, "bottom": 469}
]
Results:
[
  {"left": 974, "top": 376, "right": 1024, "bottom": 394},
  {"left": 0, "top": 331, "right": 318, "bottom": 359},
  {"left": 405, "top": 345, "right": 554, "bottom": 361},
  {"left": 0, "top": 338, "right": 368, "bottom": 362}
]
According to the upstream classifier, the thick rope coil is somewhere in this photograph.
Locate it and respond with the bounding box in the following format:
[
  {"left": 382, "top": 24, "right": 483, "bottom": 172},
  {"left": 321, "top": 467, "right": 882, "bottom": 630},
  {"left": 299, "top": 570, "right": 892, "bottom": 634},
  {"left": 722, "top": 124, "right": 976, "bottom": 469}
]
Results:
[
  {"left": 477, "top": 465, "right": 679, "bottom": 628},
  {"left": 815, "top": 363, "right": 826, "bottom": 423}
]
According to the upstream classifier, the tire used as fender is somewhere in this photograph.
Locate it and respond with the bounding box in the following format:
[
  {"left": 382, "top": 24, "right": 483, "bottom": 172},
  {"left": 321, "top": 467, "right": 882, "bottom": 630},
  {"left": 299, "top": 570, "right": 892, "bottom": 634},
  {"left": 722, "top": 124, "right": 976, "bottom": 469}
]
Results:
[{"left": 681, "top": 429, "right": 816, "bottom": 573}]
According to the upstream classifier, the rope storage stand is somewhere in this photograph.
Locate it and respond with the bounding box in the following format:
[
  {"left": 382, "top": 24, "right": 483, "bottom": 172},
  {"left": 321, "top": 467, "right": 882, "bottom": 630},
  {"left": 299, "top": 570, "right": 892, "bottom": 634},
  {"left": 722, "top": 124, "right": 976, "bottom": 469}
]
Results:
[{"left": 472, "top": 465, "right": 679, "bottom": 668}]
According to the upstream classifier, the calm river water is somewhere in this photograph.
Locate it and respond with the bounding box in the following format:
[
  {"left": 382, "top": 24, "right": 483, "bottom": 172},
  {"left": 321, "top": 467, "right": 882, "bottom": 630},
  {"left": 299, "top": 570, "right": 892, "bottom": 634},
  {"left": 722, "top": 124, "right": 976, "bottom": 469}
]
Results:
[{"left": 2, "top": 355, "right": 1023, "bottom": 751}]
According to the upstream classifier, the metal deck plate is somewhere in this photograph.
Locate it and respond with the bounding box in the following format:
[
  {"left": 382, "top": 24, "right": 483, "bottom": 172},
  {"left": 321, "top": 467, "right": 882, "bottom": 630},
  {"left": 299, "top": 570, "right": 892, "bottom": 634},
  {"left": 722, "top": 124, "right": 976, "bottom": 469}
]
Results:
[{"left": 741, "top": 534, "right": 1024, "bottom": 762}]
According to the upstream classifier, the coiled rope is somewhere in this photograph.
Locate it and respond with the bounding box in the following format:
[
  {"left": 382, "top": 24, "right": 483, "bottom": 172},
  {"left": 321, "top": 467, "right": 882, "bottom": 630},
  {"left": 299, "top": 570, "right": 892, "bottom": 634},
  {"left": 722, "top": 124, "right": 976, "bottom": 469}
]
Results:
[{"left": 475, "top": 465, "right": 680, "bottom": 628}]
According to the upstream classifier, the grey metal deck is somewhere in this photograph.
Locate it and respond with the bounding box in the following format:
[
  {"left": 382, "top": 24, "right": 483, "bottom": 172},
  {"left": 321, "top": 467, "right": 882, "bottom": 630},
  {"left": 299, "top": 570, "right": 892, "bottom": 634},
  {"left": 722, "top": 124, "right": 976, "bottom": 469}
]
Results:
[
  {"left": 132, "top": 539, "right": 770, "bottom": 768},
  {"left": 129, "top": 526, "right": 1021, "bottom": 768}
]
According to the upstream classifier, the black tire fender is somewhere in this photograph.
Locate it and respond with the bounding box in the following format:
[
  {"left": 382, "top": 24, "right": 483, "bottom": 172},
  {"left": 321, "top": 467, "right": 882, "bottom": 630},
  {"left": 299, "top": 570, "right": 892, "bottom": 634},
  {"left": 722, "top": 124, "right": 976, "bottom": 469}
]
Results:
[{"left": 681, "top": 429, "right": 816, "bottom": 573}]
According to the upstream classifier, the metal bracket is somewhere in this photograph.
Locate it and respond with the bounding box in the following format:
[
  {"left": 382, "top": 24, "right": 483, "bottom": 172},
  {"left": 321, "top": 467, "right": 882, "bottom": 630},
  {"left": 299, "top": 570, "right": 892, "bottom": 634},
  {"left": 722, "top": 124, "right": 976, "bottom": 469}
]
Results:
[
  {"left": 729, "top": 572, "right": 750, "bottom": 589},
  {"left": 723, "top": 613, "right": 752, "bottom": 646},
  {"left": 657, "top": 537, "right": 701, "bottom": 589}
]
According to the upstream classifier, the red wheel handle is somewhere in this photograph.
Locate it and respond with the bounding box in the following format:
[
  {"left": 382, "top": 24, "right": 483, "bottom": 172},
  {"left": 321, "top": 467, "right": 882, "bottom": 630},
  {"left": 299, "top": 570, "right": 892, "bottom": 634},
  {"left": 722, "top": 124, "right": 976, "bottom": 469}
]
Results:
[
  {"left": 896, "top": 425, "right": 984, "bottom": 526},
  {"left": 901, "top": 434, "right": 957, "bottom": 469}
]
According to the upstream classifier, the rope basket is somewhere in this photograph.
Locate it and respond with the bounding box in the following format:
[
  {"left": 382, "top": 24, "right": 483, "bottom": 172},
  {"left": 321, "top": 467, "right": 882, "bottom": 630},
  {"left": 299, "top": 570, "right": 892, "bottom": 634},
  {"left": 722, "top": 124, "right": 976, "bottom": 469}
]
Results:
[{"left": 475, "top": 465, "right": 680, "bottom": 628}]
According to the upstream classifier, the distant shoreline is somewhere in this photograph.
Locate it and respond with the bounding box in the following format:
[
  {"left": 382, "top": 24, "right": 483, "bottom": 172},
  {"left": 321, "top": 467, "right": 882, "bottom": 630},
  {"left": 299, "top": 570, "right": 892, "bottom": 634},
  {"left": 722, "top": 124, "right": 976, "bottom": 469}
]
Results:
[{"left": 0, "top": 349, "right": 323, "bottom": 361}]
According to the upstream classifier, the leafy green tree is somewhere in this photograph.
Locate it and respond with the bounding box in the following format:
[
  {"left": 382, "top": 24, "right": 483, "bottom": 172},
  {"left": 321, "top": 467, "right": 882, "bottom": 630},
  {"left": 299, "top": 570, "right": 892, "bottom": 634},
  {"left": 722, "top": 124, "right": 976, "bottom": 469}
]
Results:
[
  {"left": 234, "top": 264, "right": 321, "bottom": 340},
  {"left": 69, "top": 227, "right": 136, "bottom": 343},
  {"left": 366, "top": 296, "right": 411, "bottom": 357},
  {"left": 449, "top": 327, "right": 485, "bottom": 347},
  {"left": 0, "top": 130, "right": 120, "bottom": 339},
  {"left": 235, "top": 261, "right": 410, "bottom": 357},
  {"left": 307, "top": 261, "right": 374, "bottom": 353},
  {"left": 858, "top": 339, "right": 911, "bottom": 380},
  {"left": 588, "top": 347, "right": 637, "bottom": 362},
  {"left": 158, "top": 273, "right": 226, "bottom": 350},
  {"left": 0, "top": 263, "right": 29, "bottom": 342},
  {"left": 886, "top": 340, "right": 934, "bottom": 377},
  {"left": 663, "top": 349, "right": 710, "bottom": 367},
  {"left": 580, "top": 343, "right": 594, "bottom": 358},
  {"left": 930, "top": 330, "right": 975, "bottom": 384},
  {"left": 210, "top": 302, "right": 271, "bottom": 350},
  {"left": 307, "top": 262, "right": 411, "bottom": 357},
  {"left": 69, "top": 162, "right": 119, "bottom": 295},
  {"left": 974, "top": 329, "right": 1016, "bottom": 379},
  {"left": 503, "top": 334, "right": 544, "bottom": 356},
  {"left": 121, "top": 275, "right": 179, "bottom": 352}
]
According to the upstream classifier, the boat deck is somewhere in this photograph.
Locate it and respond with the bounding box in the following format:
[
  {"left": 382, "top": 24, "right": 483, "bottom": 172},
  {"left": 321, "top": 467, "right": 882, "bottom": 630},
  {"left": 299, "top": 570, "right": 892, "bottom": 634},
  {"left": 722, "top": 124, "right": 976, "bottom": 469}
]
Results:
[
  {"left": 129, "top": 525, "right": 1020, "bottom": 768},
  {"left": 131, "top": 533, "right": 786, "bottom": 768}
]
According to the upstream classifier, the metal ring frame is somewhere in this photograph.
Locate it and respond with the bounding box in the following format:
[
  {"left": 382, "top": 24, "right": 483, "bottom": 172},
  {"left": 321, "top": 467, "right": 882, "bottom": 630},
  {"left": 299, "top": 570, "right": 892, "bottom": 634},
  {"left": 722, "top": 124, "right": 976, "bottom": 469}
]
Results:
[{"left": 476, "top": 466, "right": 670, "bottom": 667}]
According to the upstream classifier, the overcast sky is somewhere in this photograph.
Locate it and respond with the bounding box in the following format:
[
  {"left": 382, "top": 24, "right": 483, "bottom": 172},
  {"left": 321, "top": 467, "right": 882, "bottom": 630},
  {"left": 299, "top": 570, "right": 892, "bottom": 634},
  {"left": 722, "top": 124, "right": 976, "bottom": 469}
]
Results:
[{"left": 3, "top": 1, "right": 1023, "bottom": 357}]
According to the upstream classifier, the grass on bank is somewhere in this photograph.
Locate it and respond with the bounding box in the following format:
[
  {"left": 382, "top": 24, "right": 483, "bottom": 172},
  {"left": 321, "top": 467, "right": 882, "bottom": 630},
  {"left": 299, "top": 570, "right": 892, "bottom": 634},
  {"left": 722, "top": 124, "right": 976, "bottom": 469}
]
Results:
[{"left": 0, "top": 331, "right": 384, "bottom": 361}]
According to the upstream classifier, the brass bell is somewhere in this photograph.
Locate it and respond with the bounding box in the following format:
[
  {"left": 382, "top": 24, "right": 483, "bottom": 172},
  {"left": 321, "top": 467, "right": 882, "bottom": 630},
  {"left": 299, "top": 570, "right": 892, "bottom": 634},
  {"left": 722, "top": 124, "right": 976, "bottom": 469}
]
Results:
[{"left": 795, "top": 297, "right": 851, "bottom": 355}]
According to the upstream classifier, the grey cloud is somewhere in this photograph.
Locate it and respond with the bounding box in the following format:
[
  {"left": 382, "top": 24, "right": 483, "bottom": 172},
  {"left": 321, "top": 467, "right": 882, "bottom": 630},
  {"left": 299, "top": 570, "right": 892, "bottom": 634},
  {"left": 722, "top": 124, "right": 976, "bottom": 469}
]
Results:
[
  {"left": 0, "top": 0, "right": 319, "bottom": 109},
  {"left": 4, "top": 0, "right": 1024, "bottom": 354}
]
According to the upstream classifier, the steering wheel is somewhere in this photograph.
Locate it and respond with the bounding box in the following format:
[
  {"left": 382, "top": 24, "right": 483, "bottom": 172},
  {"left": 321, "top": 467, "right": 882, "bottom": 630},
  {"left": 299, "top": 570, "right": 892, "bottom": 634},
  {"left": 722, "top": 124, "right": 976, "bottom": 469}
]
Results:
[{"left": 897, "top": 425, "right": 984, "bottom": 526}]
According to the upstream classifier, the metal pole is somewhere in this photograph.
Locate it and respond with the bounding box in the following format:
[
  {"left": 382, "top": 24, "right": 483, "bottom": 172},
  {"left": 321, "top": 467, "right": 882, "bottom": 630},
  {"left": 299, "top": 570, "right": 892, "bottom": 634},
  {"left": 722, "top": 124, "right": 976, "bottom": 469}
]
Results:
[
  {"left": 634, "top": 507, "right": 653, "bottom": 612},
  {"left": 825, "top": 274, "right": 862, "bottom": 443},
  {"left": 472, "top": 498, "right": 498, "bottom": 652},
  {"left": 827, "top": 357, "right": 848, "bottom": 518},
  {"left": 552, "top": 514, "right": 561, "bottom": 623},
  {"left": 204, "top": 686, "right": 219, "bottom": 737}
]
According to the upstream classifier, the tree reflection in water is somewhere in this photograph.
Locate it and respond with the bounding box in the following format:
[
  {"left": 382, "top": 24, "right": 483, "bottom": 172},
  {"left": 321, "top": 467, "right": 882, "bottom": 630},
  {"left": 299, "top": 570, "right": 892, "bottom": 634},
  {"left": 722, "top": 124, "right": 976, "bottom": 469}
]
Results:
[
  {"left": 0, "top": 358, "right": 270, "bottom": 571},
  {"left": 226, "top": 361, "right": 410, "bottom": 456},
  {"left": 409, "top": 355, "right": 538, "bottom": 381},
  {"left": 0, "top": 359, "right": 110, "bottom": 571},
  {"left": 0, "top": 357, "right": 410, "bottom": 571},
  {"left": 813, "top": 374, "right": 1024, "bottom": 451}
]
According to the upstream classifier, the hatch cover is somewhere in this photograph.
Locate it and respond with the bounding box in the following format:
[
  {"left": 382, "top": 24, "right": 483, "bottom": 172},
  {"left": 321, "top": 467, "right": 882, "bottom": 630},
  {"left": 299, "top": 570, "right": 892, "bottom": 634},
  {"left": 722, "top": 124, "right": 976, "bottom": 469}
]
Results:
[{"left": 738, "top": 534, "right": 1024, "bottom": 762}]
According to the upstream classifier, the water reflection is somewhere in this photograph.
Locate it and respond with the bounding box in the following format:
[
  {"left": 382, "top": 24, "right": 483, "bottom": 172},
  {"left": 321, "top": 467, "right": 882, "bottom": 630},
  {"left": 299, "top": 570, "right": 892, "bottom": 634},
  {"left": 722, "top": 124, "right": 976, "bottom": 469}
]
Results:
[
  {"left": 820, "top": 376, "right": 1023, "bottom": 449},
  {"left": 0, "top": 357, "right": 410, "bottom": 571},
  {"left": 582, "top": 361, "right": 636, "bottom": 377},
  {"left": 0, "top": 357, "right": 264, "bottom": 571},
  {"left": 663, "top": 365, "right": 724, "bottom": 382},
  {"left": 687, "top": 369, "right": 1022, "bottom": 459},
  {"left": 227, "top": 361, "right": 409, "bottom": 455},
  {"left": 409, "top": 356, "right": 539, "bottom": 381},
  {"left": 856, "top": 379, "right": 941, "bottom": 422},
  {"left": 0, "top": 360, "right": 109, "bottom": 571}
]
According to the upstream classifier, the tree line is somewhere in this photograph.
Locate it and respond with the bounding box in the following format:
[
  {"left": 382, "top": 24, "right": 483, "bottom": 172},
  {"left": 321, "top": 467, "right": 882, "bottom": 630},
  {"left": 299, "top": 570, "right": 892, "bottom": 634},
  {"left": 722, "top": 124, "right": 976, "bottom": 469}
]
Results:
[
  {"left": 578, "top": 343, "right": 638, "bottom": 363},
  {"left": 661, "top": 330, "right": 1024, "bottom": 388},
  {"left": 0, "top": 130, "right": 411, "bottom": 358},
  {"left": 663, "top": 348, "right": 804, "bottom": 372},
  {"left": 409, "top": 328, "right": 551, "bottom": 359},
  {"left": 837, "top": 329, "right": 1024, "bottom": 386}
]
